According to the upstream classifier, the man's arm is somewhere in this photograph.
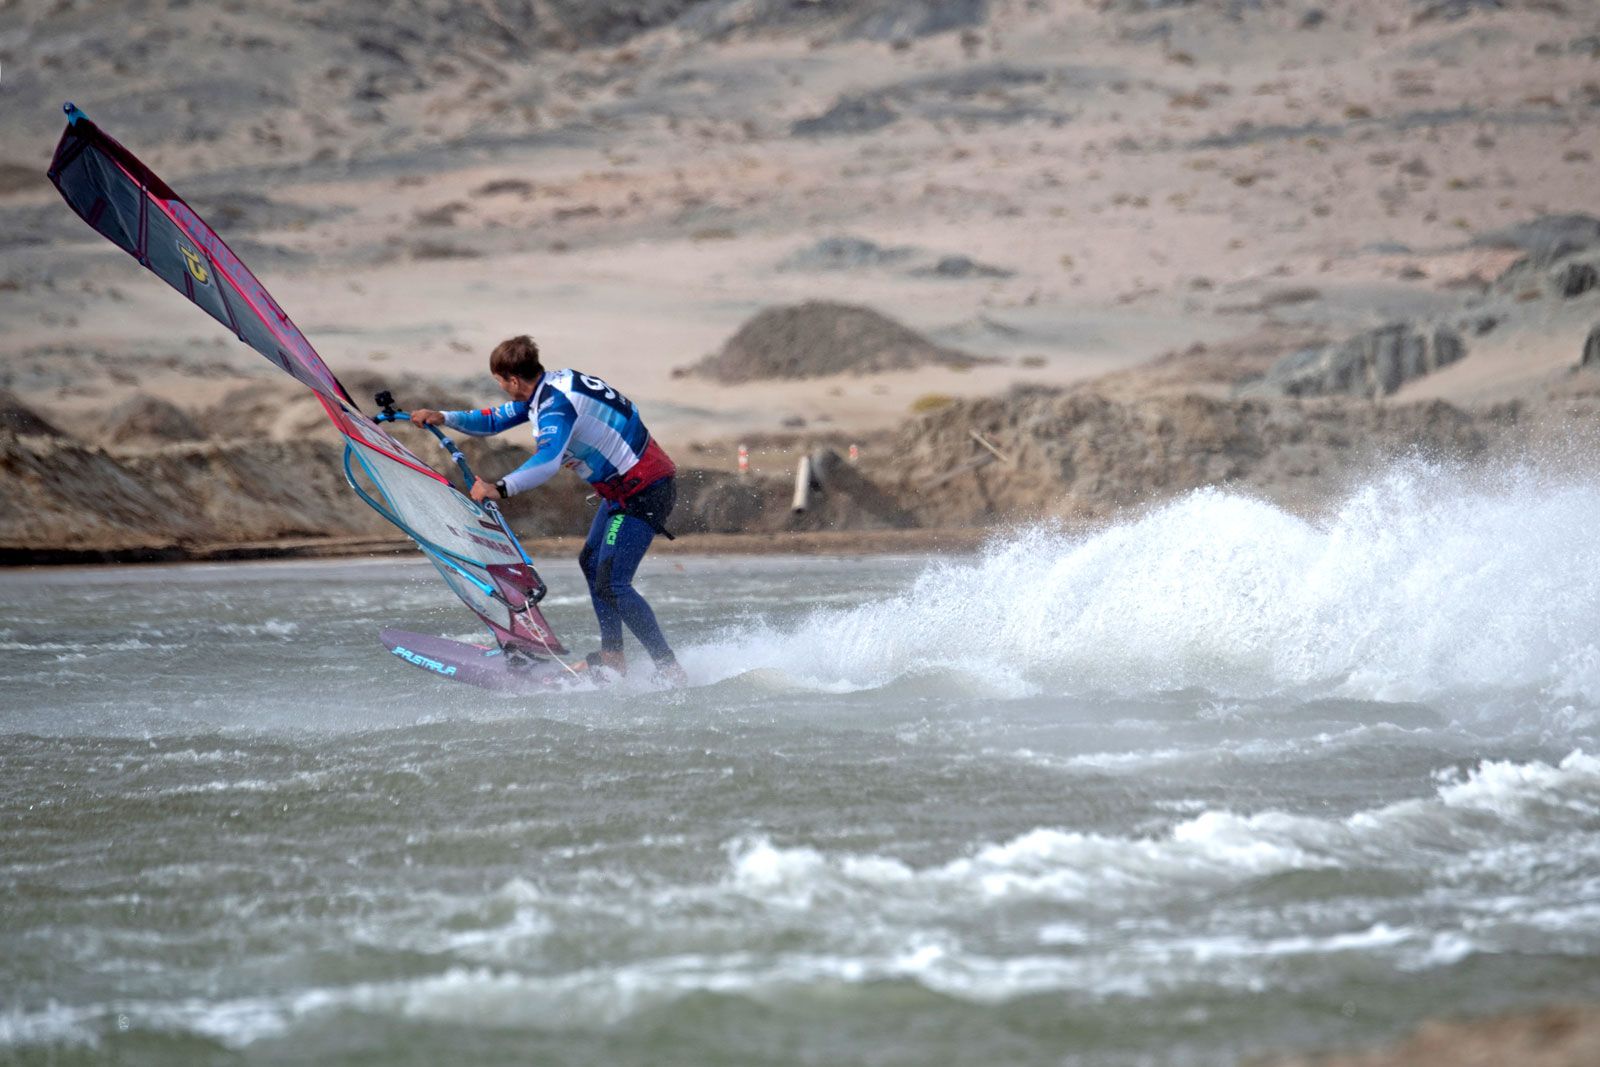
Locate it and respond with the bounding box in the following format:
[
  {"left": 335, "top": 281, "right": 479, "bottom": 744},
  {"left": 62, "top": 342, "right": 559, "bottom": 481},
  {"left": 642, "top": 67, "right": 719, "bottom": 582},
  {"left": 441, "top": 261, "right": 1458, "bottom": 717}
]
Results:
[
  {"left": 498, "top": 393, "right": 577, "bottom": 495},
  {"left": 414, "top": 400, "right": 530, "bottom": 436}
]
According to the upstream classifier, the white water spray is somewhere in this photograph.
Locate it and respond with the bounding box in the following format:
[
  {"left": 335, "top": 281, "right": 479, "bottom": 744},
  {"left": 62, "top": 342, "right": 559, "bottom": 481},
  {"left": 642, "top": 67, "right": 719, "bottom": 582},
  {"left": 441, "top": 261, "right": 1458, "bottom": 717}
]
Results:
[{"left": 685, "top": 462, "right": 1600, "bottom": 703}]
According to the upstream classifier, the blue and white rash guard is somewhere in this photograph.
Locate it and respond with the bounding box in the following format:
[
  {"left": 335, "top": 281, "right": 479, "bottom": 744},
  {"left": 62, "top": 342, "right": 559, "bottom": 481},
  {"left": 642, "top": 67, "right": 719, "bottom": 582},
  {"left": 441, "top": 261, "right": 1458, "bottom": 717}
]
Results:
[{"left": 442, "top": 369, "right": 663, "bottom": 496}]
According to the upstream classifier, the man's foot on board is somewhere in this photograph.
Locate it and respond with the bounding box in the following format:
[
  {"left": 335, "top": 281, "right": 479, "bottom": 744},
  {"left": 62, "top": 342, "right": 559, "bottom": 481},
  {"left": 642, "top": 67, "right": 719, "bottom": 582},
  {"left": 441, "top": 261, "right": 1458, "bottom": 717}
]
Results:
[
  {"left": 655, "top": 660, "right": 689, "bottom": 687},
  {"left": 570, "top": 650, "right": 626, "bottom": 678}
]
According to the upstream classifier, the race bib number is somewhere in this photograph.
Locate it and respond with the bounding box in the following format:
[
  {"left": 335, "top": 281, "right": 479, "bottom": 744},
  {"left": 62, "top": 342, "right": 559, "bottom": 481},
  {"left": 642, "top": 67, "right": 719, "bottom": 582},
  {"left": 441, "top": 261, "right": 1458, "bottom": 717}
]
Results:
[{"left": 571, "top": 373, "right": 635, "bottom": 418}]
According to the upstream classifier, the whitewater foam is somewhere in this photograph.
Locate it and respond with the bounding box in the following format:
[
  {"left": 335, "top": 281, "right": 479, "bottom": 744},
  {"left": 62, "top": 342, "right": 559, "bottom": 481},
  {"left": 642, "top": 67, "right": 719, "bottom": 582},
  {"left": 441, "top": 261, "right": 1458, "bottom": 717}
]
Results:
[
  {"left": 724, "top": 750, "right": 1600, "bottom": 909},
  {"left": 682, "top": 462, "right": 1600, "bottom": 707}
]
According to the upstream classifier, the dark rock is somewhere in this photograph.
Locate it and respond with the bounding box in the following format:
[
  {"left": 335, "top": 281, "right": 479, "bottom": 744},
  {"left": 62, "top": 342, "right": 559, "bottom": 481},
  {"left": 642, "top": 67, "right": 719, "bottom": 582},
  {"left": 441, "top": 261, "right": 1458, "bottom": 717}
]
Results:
[
  {"left": 1497, "top": 251, "right": 1600, "bottom": 297},
  {"left": 410, "top": 241, "right": 483, "bottom": 260},
  {"left": 1555, "top": 262, "right": 1598, "bottom": 299},
  {"left": 779, "top": 236, "right": 916, "bottom": 272},
  {"left": 1412, "top": 0, "right": 1502, "bottom": 21},
  {"left": 475, "top": 179, "right": 535, "bottom": 197},
  {"left": 791, "top": 95, "right": 898, "bottom": 137},
  {"left": 1474, "top": 214, "right": 1600, "bottom": 262},
  {"left": 1261, "top": 286, "right": 1321, "bottom": 307},
  {"left": 848, "top": 0, "right": 988, "bottom": 43},
  {"left": 1190, "top": 118, "right": 1345, "bottom": 151},
  {"left": 0, "top": 390, "right": 65, "bottom": 438},
  {"left": 676, "top": 0, "right": 991, "bottom": 45},
  {"left": 1584, "top": 325, "right": 1600, "bottom": 369},
  {"left": 414, "top": 202, "right": 468, "bottom": 227},
  {"left": 911, "top": 254, "right": 1015, "bottom": 279},
  {"left": 1252, "top": 323, "right": 1467, "bottom": 399},
  {"left": 1101, "top": 0, "right": 1259, "bottom": 15},
  {"left": 534, "top": 0, "right": 725, "bottom": 48},
  {"left": 902, "top": 65, "right": 1049, "bottom": 98},
  {"left": 791, "top": 64, "right": 1065, "bottom": 137},
  {"left": 1094, "top": 0, "right": 1200, "bottom": 12},
  {"left": 1434, "top": 328, "right": 1465, "bottom": 370}
]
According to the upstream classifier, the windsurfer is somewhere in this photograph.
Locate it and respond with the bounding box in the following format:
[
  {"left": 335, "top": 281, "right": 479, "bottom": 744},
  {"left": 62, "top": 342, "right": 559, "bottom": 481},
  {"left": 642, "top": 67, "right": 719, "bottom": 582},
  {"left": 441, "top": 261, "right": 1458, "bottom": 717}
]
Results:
[{"left": 411, "top": 336, "right": 687, "bottom": 684}]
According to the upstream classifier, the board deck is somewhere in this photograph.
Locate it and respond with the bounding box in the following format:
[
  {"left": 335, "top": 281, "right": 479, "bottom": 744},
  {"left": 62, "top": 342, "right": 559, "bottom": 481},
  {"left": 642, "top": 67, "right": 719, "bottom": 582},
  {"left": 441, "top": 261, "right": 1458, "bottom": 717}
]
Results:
[{"left": 380, "top": 628, "right": 568, "bottom": 691}]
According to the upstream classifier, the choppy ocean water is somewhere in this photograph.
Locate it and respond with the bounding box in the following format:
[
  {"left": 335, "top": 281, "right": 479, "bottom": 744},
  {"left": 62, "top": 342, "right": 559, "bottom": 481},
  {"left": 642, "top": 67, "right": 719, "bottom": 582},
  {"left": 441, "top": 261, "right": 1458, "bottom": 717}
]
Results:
[{"left": 4, "top": 464, "right": 1600, "bottom": 1066}]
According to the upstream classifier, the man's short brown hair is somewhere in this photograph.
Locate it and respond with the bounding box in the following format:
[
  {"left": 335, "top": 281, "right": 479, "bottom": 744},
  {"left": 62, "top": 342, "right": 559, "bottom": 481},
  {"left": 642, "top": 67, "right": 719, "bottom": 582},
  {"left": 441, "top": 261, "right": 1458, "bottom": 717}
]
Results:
[{"left": 490, "top": 335, "right": 543, "bottom": 380}]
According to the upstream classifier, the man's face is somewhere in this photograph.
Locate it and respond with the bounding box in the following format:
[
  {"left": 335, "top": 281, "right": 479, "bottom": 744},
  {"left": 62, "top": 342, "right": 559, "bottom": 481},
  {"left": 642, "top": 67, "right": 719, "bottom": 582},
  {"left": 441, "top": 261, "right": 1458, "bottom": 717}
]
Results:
[{"left": 494, "top": 373, "right": 536, "bottom": 402}]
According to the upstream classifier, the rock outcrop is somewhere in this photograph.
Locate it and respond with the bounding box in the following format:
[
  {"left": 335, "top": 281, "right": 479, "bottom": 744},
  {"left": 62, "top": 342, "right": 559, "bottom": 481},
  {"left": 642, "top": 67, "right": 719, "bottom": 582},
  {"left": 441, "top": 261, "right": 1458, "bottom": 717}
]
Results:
[
  {"left": 1475, "top": 213, "right": 1600, "bottom": 264},
  {"left": 1251, "top": 323, "right": 1466, "bottom": 399},
  {"left": 0, "top": 416, "right": 595, "bottom": 557},
  {"left": 778, "top": 236, "right": 915, "bottom": 272},
  {"left": 887, "top": 386, "right": 1491, "bottom": 526},
  {"left": 1556, "top": 262, "right": 1599, "bottom": 300},
  {"left": 0, "top": 434, "right": 376, "bottom": 556},
  {"left": 0, "top": 390, "right": 65, "bottom": 438}
]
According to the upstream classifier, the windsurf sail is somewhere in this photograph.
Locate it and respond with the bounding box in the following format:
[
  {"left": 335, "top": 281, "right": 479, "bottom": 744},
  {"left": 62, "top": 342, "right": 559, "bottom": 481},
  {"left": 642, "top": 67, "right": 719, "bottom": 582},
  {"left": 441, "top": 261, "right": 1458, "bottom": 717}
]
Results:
[
  {"left": 331, "top": 400, "right": 564, "bottom": 655},
  {"left": 48, "top": 104, "right": 353, "bottom": 408},
  {"left": 47, "top": 102, "right": 566, "bottom": 662}
]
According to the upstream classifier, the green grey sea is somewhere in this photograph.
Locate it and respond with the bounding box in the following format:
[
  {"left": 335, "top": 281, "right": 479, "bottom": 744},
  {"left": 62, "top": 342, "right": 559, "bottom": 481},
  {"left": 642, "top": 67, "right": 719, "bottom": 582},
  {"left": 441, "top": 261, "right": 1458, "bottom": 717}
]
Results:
[{"left": 5, "top": 467, "right": 1600, "bottom": 1066}]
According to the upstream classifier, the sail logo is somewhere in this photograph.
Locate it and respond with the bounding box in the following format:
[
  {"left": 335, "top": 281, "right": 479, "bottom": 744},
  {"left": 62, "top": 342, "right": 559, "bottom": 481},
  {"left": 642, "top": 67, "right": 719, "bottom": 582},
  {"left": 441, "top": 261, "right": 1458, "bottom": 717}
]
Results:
[
  {"left": 445, "top": 522, "right": 517, "bottom": 557},
  {"left": 177, "top": 242, "right": 210, "bottom": 285},
  {"left": 391, "top": 644, "right": 459, "bottom": 677}
]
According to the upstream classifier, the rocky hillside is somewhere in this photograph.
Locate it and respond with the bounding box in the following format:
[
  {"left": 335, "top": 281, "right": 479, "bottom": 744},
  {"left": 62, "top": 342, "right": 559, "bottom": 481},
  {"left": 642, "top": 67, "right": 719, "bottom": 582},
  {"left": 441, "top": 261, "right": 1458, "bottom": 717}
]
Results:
[
  {"left": 20, "top": 368, "right": 1600, "bottom": 561},
  {"left": 0, "top": 0, "right": 990, "bottom": 178},
  {"left": 885, "top": 386, "right": 1516, "bottom": 526}
]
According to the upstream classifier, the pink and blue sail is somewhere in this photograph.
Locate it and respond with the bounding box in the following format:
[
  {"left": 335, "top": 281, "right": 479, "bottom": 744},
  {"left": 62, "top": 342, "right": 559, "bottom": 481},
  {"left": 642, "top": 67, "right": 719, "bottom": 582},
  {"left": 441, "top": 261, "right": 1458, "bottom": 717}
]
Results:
[{"left": 47, "top": 103, "right": 567, "bottom": 675}]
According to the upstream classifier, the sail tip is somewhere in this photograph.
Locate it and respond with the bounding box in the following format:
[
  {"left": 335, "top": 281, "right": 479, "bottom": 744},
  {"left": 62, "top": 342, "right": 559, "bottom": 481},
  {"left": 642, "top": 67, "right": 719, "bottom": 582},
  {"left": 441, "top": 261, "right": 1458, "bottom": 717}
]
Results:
[{"left": 63, "top": 102, "right": 83, "bottom": 123}]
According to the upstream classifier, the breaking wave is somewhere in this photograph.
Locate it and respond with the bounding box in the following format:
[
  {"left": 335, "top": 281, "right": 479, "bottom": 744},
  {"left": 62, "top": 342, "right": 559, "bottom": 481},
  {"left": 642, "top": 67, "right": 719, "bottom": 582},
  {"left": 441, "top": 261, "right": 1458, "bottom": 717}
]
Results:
[{"left": 684, "top": 462, "right": 1600, "bottom": 704}]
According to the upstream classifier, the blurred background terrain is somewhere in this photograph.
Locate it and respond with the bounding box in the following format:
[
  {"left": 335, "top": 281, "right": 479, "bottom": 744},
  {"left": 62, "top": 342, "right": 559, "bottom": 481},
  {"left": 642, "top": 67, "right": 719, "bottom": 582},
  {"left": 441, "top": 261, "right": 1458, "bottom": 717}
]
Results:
[{"left": 1, "top": 0, "right": 1599, "bottom": 560}]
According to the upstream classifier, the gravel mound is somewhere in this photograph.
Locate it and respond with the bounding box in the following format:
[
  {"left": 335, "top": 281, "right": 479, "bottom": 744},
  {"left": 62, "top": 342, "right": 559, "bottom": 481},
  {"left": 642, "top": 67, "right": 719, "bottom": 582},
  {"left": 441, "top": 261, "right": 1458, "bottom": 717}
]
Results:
[
  {"left": 685, "top": 301, "right": 984, "bottom": 382},
  {"left": 105, "top": 395, "right": 207, "bottom": 447}
]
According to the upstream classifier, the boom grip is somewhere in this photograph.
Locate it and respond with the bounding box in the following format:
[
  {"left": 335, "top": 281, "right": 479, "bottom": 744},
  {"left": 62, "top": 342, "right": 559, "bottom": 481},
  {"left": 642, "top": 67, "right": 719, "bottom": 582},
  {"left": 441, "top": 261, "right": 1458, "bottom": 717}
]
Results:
[
  {"left": 369, "top": 389, "right": 530, "bottom": 564},
  {"left": 372, "top": 390, "right": 478, "bottom": 487}
]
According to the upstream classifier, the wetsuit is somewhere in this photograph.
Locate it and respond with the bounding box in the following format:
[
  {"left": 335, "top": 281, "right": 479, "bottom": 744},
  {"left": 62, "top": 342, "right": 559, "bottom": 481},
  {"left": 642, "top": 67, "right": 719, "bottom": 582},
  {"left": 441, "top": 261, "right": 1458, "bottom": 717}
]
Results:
[{"left": 442, "top": 370, "right": 679, "bottom": 667}]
